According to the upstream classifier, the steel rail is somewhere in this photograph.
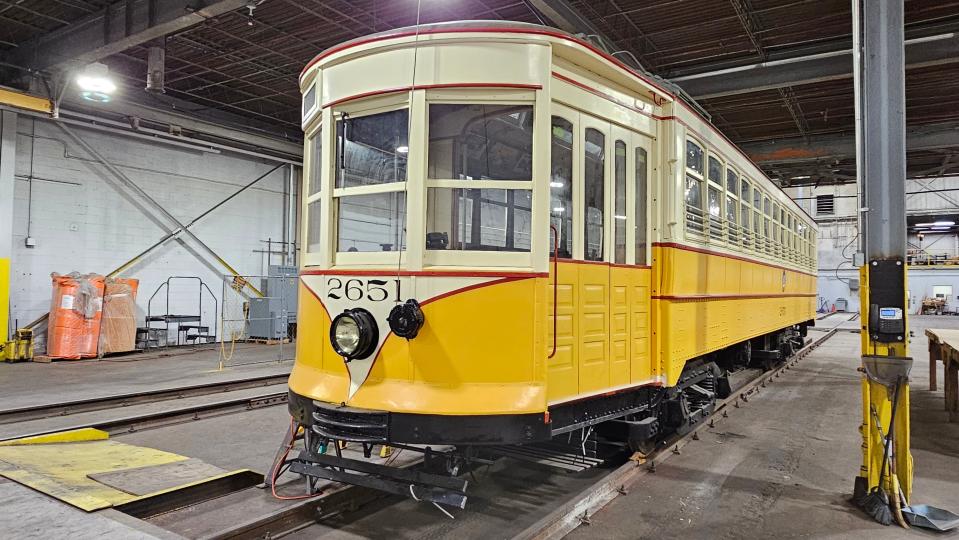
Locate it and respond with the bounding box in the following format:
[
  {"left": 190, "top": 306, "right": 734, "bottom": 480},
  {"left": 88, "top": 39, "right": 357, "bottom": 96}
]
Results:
[
  {"left": 0, "top": 390, "right": 288, "bottom": 443},
  {"left": 0, "top": 374, "right": 288, "bottom": 426},
  {"left": 188, "top": 329, "right": 839, "bottom": 540},
  {"left": 512, "top": 327, "right": 839, "bottom": 540}
]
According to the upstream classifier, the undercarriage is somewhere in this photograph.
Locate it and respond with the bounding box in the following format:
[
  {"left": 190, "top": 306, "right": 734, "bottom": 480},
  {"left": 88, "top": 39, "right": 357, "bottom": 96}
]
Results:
[{"left": 274, "top": 324, "right": 810, "bottom": 508}]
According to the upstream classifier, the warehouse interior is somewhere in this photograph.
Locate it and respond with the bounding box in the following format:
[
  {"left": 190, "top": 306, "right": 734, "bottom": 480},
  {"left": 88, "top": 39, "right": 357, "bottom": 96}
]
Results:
[{"left": 0, "top": 1, "right": 958, "bottom": 538}]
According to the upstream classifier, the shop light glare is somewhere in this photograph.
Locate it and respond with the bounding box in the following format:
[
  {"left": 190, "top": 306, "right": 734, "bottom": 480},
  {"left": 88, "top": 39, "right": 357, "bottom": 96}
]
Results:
[
  {"left": 550, "top": 181, "right": 564, "bottom": 188},
  {"left": 395, "top": 145, "right": 409, "bottom": 154},
  {"left": 76, "top": 63, "right": 116, "bottom": 103},
  {"left": 934, "top": 221, "right": 955, "bottom": 226}
]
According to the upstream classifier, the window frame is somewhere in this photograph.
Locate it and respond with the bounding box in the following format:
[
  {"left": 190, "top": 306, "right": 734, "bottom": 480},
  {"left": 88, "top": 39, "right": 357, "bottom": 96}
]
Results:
[
  {"left": 684, "top": 138, "right": 706, "bottom": 236},
  {"left": 705, "top": 153, "right": 725, "bottom": 242},
  {"left": 423, "top": 89, "right": 539, "bottom": 268},
  {"left": 329, "top": 95, "right": 412, "bottom": 264},
  {"left": 302, "top": 81, "right": 319, "bottom": 128}
]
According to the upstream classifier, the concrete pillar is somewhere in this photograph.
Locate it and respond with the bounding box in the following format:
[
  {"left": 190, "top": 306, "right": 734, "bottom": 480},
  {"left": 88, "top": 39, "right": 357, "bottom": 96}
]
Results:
[{"left": 0, "top": 110, "right": 16, "bottom": 342}]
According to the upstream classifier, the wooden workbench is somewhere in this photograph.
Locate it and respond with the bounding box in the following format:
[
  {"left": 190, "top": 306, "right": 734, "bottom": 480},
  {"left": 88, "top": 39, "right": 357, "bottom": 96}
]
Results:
[{"left": 925, "top": 328, "right": 959, "bottom": 422}]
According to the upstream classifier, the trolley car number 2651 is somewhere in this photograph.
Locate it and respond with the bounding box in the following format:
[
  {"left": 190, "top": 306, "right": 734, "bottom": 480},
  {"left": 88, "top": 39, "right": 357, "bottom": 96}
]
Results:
[{"left": 326, "top": 278, "right": 401, "bottom": 302}]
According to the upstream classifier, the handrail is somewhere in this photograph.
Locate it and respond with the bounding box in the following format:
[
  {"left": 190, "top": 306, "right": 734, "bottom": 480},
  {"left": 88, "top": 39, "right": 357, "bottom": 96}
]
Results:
[{"left": 548, "top": 225, "right": 559, "bottom": 360}]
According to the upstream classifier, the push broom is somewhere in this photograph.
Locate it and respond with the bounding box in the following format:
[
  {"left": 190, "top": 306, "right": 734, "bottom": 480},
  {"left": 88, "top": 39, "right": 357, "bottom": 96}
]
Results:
[{"left": 855, "top": 376, "right": 903, "bottom": 525}]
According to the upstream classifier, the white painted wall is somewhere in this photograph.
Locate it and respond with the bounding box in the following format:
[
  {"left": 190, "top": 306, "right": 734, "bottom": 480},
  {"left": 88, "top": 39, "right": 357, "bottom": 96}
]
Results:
[
  {"left": 9, "top": 116, "right": 295, "bottom": 345},
  {"left": 786, "top": 176, "right": 959, "bottom": 314}
]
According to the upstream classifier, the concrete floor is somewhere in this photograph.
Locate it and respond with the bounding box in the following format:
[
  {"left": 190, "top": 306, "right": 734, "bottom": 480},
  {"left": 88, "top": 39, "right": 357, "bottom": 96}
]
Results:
[
  {"left": 567, "top": 314, "right": 959, "bottom": 539},
  {"left": 0, "top": 343, "right": 291, "bottom": 410}
]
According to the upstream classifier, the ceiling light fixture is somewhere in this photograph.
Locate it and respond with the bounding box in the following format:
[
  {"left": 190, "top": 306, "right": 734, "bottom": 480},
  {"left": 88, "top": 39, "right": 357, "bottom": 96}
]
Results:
[{"left": 76, "top": 62, "right": 116, "bottom": 103}]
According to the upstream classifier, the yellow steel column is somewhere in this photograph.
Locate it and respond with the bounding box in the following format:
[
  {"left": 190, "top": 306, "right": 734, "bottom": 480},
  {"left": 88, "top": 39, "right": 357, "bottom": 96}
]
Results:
[
  {"left": 853, "top": 0, "right": 912, "bottom": 513},
  {"left": 0, "top": 110, "right": 17, "bottom": 350},
  {"left": 858, "top": 267, "right": 912, "bottom": 502}
]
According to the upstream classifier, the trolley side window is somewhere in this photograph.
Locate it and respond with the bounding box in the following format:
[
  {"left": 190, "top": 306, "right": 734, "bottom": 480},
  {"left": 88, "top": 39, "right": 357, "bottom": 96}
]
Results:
[
  {"left": 635, "top": 147, "right": 648, "bottom": 265},
  {"left": 550, "top": 116, "right": 574, "bottom": 258},
  {"left": 725, "top": 168, "right": 738, "bottom": 244},
  {"left": 307, "top": 127, "right": 323, "bottom": 254},
  {"left": 684, "top": 140, "right": 705, "bottom": 234},
  {"left": 706, "top": 154, "right": 723, "bottom": 239},
  {"left": 740, "top": 179, "right": 751, "bottom": 248},
  {"left": 584, "top": 128, "right": 605, "bottom": 261},
  {"left": 614, "top": 140, "right": 627, "bottom": 264}
]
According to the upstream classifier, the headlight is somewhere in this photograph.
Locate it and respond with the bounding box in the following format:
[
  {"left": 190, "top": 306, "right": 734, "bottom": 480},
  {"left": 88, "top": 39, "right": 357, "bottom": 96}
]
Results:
[
  {"left": 330, "top": 308, "right": 378, "bottom": 360},
  {"left": 387, "top": 299, "right": 425, "bottom": 339}
]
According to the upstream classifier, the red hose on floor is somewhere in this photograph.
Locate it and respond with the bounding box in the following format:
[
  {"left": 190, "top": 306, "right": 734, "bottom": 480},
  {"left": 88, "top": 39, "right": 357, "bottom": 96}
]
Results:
[{"left": 270, "top": 418, "right": 323, "bottom": 501}]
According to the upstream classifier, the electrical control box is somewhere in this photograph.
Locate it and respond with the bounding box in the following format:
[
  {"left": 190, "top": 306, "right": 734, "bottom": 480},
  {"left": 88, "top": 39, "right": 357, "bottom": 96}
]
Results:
[{"left": 868, "top": 259, "right": 906, "bottom": 342}]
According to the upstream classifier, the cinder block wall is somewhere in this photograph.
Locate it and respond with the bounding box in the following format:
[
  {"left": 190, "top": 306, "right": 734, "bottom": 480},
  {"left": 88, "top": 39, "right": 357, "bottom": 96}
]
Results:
[{"left": 9, "top": 116, "right": 295, "bottom": 345}]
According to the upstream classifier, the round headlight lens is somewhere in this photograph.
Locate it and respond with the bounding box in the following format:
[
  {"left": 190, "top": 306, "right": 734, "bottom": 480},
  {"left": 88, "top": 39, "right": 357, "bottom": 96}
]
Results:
[
  {"left": 329, "top": 309, "right": 378, "bottom": 360},
  {"left": 333, "top": 317, "right": 361, "bottom": 355}
]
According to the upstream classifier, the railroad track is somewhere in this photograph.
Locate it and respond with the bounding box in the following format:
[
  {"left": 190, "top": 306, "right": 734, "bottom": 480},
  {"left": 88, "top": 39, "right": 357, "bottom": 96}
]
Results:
[
  {"left": 512, "top": 327, "right": 839, "bottom": 540},
  {"left": 158, "top": 328, "right": 838, "bottom": 540},
  {"left": 0, "top": 375, "right": 289, "bottom": 442}
]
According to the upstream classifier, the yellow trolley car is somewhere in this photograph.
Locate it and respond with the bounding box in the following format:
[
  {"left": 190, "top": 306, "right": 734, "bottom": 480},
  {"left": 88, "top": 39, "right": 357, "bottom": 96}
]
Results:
[{"left": 285, "top": 21, "right": 818, "bottom": 506}]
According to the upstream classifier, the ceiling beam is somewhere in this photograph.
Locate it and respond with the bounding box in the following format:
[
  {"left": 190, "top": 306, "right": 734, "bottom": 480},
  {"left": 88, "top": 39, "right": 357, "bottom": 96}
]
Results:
[
  {"left": 743, "top": 122, "right": 959, "bottom": 164},
  {"left": 525, "top": 0, "right": 607, "bottom": 37},
  {"left": 3, "top": 0, "right": 249, "bottom": 73},
  {"left": 673, "top": 32, "right": 959, "bottom": 99}
]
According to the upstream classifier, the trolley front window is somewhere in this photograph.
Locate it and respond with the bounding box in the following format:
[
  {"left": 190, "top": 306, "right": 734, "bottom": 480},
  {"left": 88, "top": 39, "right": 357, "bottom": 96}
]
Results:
[
  {"left": 428, "top": 104, "right": 533, "bottom": 181},
  {"left": 333, "top": 105, "right": 409, "bottom": 258},
  {"left": 336, "top": 108, "right": 409, "bottom": 188},
  {"left": 425, "top": 97, "right": 534, "bottom": 257},
  {"left": 426, "top": 188, "right": 531, "bottom": 251},
  {"left": 337, "top": 192, "right": 407, "bottom": 252}
]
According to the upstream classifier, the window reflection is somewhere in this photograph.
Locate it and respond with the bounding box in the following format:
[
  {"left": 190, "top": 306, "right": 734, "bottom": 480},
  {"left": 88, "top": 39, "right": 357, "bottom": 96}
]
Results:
[
  {"left": 428, "top": 104, "right": 533, "bottom": 180},
  {"left": 585, "top": 128, "right": 605, "bottom": 261},
  {"left": 336, "top": 192, "right": 406, "bottom": 252},
  {"left": 426, "top": 188, "right": 531, "bottom": 252},
  {"left": 336, "top": 109, "right": 408, "bottom": 188},
  {"left": 550, "top": 117, "right": 573, "bottom": 258}
]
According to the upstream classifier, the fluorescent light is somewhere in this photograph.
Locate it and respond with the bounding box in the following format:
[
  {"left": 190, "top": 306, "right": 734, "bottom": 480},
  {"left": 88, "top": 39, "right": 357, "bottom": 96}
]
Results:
[
  {"left": 915, "top": 223, "right": 935, "bottom": 227},
  {"left": 395, "top": 145, "right": 409, "bottom": 154},
  {"left": 550, "top": 181, "right": 564, "bottom": 188},
  {"left": 932, "top": 226, "right": 952, "bottom": 230},
  {"left": 552, "top": 207, "right": 565, "bottom": 213},
  {"left": 614, "top": 215, "right": 627, "bottom": 220},
  {"left": 790, "top": 175, "right": 811, "bottom": 180},
  {"left": 934, "top": 221, "right": 955, "bottom": 226}
]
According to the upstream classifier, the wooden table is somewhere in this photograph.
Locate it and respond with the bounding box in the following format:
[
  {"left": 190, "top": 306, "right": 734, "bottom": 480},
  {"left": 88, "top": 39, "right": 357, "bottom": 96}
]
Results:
[{"left": 925, "top": 328, "right": 959, "bottom": 422}]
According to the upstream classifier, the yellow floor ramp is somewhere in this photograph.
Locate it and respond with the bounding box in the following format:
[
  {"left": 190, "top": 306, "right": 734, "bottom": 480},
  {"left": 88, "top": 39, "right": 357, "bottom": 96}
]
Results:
[{"left": 0, "top": 428, "right": 253, "bottom": 511}]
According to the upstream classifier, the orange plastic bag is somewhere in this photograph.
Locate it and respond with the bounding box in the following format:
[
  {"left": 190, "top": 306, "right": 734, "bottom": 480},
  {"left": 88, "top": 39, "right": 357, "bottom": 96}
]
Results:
[{"left": 47, "top": 273, "right": 105, "bottom": 359}]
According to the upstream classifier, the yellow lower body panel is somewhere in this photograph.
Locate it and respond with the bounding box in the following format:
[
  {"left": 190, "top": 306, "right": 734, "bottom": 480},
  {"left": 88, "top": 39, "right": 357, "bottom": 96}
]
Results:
[
  {"left": 291, "top": 275, "right": 546, "bottom": 415},
  {"left": 657, "top": 295, "right": 816, "bottom": 385}
]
